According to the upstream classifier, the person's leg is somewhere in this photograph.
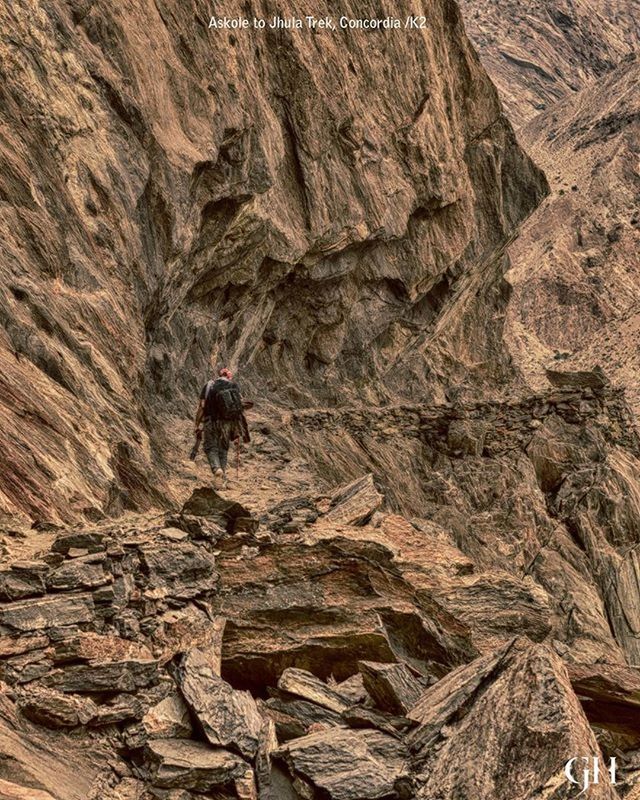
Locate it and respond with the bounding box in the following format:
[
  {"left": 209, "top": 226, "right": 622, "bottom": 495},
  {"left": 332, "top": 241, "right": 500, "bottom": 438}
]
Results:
[
  {"left": 203, "top": 421, "right": 222, "bottom": 476},
  {"left": 220, "top": 444, "right": 229, "bottom": 473}
]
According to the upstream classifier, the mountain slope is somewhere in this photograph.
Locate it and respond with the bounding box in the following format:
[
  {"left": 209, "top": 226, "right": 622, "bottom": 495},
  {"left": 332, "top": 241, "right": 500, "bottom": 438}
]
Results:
[
  {"left": 503, "top": 56, "right": 640, "bottom": 412},
  {"left": 458, "top": 0, "right": 640, "bottom": 128}
]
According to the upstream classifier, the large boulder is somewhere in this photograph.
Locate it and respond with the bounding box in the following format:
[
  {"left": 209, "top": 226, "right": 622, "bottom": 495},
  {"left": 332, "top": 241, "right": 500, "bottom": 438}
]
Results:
[
  {"left": 407, "top": 637, "right": 619, "bottom": 799},
  {"left": 176, "top": 648, "right": 262, "bottom": 759},
  {"left": 213, "top": 535, "right": 475, "bottom": 689}
]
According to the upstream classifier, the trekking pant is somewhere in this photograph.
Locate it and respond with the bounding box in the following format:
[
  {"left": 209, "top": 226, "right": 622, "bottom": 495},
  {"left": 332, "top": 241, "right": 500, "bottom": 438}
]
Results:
[{"left": 203, "top": 418, "right": 230, "bottom": 474}]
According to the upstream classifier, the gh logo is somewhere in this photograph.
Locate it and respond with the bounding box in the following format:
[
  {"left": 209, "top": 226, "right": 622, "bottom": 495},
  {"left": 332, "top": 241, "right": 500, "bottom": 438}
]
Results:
[{"left": 564, "top": 757, "right": 617, "bottom": 795}]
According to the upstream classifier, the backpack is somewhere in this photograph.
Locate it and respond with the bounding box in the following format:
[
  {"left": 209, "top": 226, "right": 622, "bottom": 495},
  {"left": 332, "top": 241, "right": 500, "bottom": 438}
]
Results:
[{"left": 207, "top": 380, "right": 242, "bottom": 421}]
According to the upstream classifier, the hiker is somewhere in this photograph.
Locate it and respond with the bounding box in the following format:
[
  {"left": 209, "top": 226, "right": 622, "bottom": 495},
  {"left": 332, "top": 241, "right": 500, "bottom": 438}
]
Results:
[{"left": 194, "top": 367, "right": 245, "bottom": 488}]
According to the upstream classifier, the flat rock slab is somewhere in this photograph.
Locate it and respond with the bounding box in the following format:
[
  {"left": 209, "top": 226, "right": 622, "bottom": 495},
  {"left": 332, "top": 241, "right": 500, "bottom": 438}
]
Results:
[
  {"left": 274, "top": 727, "right": 410, "bottom": 800},
  {"left": 358, "top": 660, "right": 423, "bottom": 715},
  {"left": 0, "top": 594, "right": 95, "bottom": 631},
  {"left": 324, "top": 474, "right": 383, "bottom": 526},
  {"left": 43, "top": 659, "right": 158, "bottom": 693},
  {"left": 545, "top": 366, "right": 609, "bottom": 389},
  {"left": 45, "top": 561, "right": 109, "bottom": 591},
  {"left": 51, "top": 632, "right": 153, "bottom": 664},
  {"left": 277, "top": 668, "right": 350, "bottom": 713},
  {"left": 51, "top": 532, "right": 106, "bottom": 555},
  {"left": 177, "top": 648, "right": 262, "bottom": 758},
  {"left": 145, "top": 738, "right": 251, "bottom": 792}
]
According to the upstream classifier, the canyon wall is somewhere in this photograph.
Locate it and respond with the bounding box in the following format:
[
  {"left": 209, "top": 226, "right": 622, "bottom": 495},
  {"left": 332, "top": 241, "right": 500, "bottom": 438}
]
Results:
[{"left": 0, "top": 0, "right": 546, "bottom": 524}]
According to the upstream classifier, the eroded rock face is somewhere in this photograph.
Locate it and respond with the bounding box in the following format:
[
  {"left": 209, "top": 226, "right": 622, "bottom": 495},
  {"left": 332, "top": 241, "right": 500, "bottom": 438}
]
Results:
[
  {"left": 0, "top": 0, "right": 545, "bottom": 524},
  {"left": 504, "top": 57, "right": 640, "bottom": 415}
]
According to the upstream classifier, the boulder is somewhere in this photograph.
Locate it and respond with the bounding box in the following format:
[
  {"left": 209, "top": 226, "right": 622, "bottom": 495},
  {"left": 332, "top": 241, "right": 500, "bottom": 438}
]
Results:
[
  {"left": 176, "top": 648, "right": 262, "bottom": 758},
  {"left": 358, "top": 661, "right": 423, "bottom": 715},
  {"left": 45, "top": 560, "right": 110, "bottom": 591},
  {"left": 213, "top": 535, "right": 475, "bottom": 690},
  {"left": 324, "top": 475, "right": 383, "bottom": 526},
  {"left": 181, "top": 488, "right": 255, "bottom": 534},
  {"left": 17, "top": 687, "right": 97, "bottom": 728},
  {"left": 151, "top": 606, "right": 225, "bottom": 667},
  {"left": 407, "top": 637, "right": 619, "bottom": 799},
  {"left": 0, "top": 635, "right": 49, "bottom": 658},
  {"left": 51, "top": 632, "right": 153, "bottom": 664},
  {"left": 430, "top": 571, "right": 553, "bottom": 653},
  {"left": 144, "top": 738, "right": 251, "bottom": 793},
  {"left": 139, "top": 542, "right": 218, "bottom": 600},
  {"left": 0, "top": 594, "right": 95, "bottom": 631},
  {"left": 89, "top": 695, "right": 144, "bottom": 726},
  {"left": 43, "top": 659, "right": 158, "bottom": 693},
  {"left": 274, "top": 728, "right": 411, "bottom": 800},
  {"left": 0, "top": 568, "right": 47, "bottom": 601},
  {"left": 142, "top": 693, "right": 193, "bottom": 739},
  {"left": 277, "top": 668, "right": 350, "bottom": 713},
  {"left": 51, "top": 532, "right": 106, "bottom": 555},
  {"left": 545, "top": 366, "right": 609, "bottom": 390}
]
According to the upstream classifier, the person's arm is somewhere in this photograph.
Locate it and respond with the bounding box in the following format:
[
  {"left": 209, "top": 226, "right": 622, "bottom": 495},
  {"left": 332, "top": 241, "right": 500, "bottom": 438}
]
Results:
[
  {"left": 195, "top": 384, "right": 207, "bottom": 431},
  {"left": 194, "top": 398, "right": 205, "bottom": 431}
]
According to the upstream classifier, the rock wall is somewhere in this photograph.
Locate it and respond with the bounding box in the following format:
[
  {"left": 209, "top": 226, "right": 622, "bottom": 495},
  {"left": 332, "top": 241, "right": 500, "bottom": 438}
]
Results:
[
  {"left": 0, "top": 0, "right": 546, "bottom": 524},
  {"left": 503, "top": 56, "right": 640, "bottom": 413}
]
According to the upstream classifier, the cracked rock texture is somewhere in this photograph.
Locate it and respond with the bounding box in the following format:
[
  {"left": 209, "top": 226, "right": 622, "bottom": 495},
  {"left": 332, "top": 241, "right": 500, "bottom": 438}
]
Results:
[
  {"left": 458, "top": 0, "right": 640, "bottom": 128},
  {"left": 0, "top": 0, "right": 545, "bottom": 524},
  {"left": 1, "top": 0, "right": 640, "bottom": 798}
]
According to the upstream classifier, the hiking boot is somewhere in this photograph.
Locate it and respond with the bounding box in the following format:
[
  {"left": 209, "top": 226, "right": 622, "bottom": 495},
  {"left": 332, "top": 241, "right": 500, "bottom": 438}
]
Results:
[{"left": 213, "top": 468, "right": 224, "bottom": 489}]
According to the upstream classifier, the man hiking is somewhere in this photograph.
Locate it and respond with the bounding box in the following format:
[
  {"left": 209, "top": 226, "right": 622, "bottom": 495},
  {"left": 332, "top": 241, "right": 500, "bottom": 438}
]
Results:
[{"left": 194, "top": 367, "right": 244, "bottom": 488}]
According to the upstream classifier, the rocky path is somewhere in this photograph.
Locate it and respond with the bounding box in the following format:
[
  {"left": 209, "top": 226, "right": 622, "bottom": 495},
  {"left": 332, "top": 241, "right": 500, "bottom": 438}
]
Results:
[{"left": 2, "top": 373, "right": 640, "bottom": 797}]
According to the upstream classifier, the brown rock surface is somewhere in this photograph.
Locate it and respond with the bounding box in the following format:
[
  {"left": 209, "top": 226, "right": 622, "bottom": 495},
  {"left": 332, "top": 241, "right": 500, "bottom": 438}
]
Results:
[
  {"left": 0, "top": 0, "right": 545, "bottom": 525},
  {"left": 1, "top": 0, "right": 640, "bottom": 797},
  {"left": 408, "top": 637, "right": 619, "bottom": 799},
  {"left": 459, "top": 0, "right": 640, "bottom": 128},
  {"left": 0, "top": 692, "right": 111, "bottom": 799}
]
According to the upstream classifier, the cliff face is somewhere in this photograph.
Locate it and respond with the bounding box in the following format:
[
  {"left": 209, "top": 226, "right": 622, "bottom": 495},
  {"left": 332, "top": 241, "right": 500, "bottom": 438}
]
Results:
[{"left": 0, "top": 0, "right": 546, "bottom": 525}]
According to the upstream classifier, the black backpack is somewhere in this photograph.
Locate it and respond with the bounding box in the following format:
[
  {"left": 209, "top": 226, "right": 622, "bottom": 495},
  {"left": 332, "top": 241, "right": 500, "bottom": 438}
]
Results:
[{"left": 209, "top": 380, "right": 242, "bottom": 420}]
